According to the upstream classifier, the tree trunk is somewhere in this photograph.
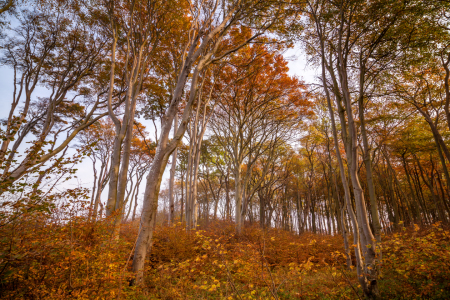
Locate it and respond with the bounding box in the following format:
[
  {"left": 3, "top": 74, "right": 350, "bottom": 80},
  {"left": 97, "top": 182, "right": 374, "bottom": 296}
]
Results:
[
  {"left": 358, "top": 93, "right": 381, "bottom": 242},
  {"left": 168, "top": 114, "right": 178, "bottom": 224},
  {"left": 132, "top": 151, "right": 170, "bottom": 284},
  {"left": 235, "top": 164, "right": 242, "bottom": 234}
]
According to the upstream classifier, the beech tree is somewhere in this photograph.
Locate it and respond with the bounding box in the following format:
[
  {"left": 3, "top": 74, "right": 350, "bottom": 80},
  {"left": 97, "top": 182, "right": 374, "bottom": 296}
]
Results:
[
  {"left": 77, "top": 119, "right": 115, "bottom": 220},
  {"left": 101, "top": 0, "right": 182, "bottom": 238},
  {"left": 0, "top": 6, "right": 109, "bottom": 194},
  {"left": 184, "top": 67, "right": 221, "bottom": 230},
  {"left": 210, "top": 41, "right": 309, "bottom": 233}
]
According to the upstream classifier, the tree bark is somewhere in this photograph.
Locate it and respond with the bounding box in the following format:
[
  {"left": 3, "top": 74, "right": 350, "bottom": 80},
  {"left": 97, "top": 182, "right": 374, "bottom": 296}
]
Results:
[{"left": 169, "top": 114, "right": 178, "bottom": 224}]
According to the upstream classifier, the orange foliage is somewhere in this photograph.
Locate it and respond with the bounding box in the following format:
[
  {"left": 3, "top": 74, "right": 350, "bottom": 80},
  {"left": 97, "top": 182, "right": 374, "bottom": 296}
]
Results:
[
  {"left": 1, "top": 211, "right": 449, "bottom": 299},
  {"left": 0, "top": 203, "right": 140, "bottom": 299}
]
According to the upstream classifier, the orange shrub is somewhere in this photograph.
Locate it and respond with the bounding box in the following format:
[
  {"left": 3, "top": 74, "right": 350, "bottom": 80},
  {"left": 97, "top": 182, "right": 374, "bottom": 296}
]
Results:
[{"left": 0, "top": 201, "right": 139, "bottom": 299}]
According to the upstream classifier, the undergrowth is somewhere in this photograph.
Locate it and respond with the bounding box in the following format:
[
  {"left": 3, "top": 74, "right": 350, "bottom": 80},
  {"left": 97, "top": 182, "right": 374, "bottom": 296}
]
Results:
[
  {"left": 1, "top": 209, "right": 449, "bottom": 299},
  {"left": 146, "top": 221, "right": 450, "bottom": 299}
]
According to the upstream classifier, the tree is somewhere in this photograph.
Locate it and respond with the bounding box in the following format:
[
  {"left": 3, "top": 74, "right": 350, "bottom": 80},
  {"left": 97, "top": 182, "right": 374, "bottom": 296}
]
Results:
[
  {"left": 102, "top": 0, "right": 181, "bottom": 239},
  {"left": 210, "top": 41, "right": 309, "bottom": 233},
  {"left": 77, "top": 118, "right": 115, "bottom": 220},
  {"left": 0, "top": 6, "right": 109, "bottom": 194}
]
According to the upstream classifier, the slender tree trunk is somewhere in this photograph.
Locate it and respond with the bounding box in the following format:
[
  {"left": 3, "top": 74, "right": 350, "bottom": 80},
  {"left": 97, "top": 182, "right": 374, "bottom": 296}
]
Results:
[
  {"left": 225, "top": 174, "right": 230, "bottom": 220},
  {"left": 112, "top": 98, "right": 138, "bottom": 238},
  {"left": 358, "top": 93, "right": 381, "bottom": 241},
  {"left": 435, "top": 168, "right": 450, "bottom": 217},
  {"left": 260, "top": 193, "right": 266, "bottom": 230},
  {"left": 296, "top": 187, "right": 302, "bottom": 234},
  {"left": 132, "top": 180, "right": 140, "bottom": 221},
  {"left": 435, "top": 136, "right": 450, "bottom": 200},
  {"left": 180, "top": 171, "right": 184, "bottom": 223},
  {"left": 235, "top": 164, "right": 242, "bottom": 233},
  {"left": 192, "top": 148, "right": 201, "bottom": 228},
  {"left": 402, "top": 155, "right": 422, "bottom": 224},
  {"left": 168, "top": 114, "right": 178, "bottom": 224},
  {"left": 415, "top": 155, "right": 444, "bottom": 222}
]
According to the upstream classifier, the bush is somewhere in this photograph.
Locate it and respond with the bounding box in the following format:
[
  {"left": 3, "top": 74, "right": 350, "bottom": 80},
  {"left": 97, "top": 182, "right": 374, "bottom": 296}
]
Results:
[
  {"left": 0, "top": 200, "right": 140, "bottom": 299},
  {"left": 379, "top": 223, "right": 450, "bottom": 299}
]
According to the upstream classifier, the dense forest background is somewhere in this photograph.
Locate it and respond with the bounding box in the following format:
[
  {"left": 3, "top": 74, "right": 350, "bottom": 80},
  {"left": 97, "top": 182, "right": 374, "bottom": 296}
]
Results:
[{"left": 1, "top": 0, "right": 450, "bottom": 299}]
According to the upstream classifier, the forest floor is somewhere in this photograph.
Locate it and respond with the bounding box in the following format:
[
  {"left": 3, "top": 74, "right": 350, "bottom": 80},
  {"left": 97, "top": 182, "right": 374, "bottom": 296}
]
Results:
[
  {"left": 1, "top": 217, "right": 450, "bottom": 299},
  {"left": 142, "top": 221, "right": 450, "bottom": 300}
]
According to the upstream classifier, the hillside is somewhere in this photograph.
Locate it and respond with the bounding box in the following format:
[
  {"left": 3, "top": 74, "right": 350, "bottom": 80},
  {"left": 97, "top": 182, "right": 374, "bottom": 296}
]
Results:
[{"left": 1, "top": 216, "right": 449, "bottom": 299}]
